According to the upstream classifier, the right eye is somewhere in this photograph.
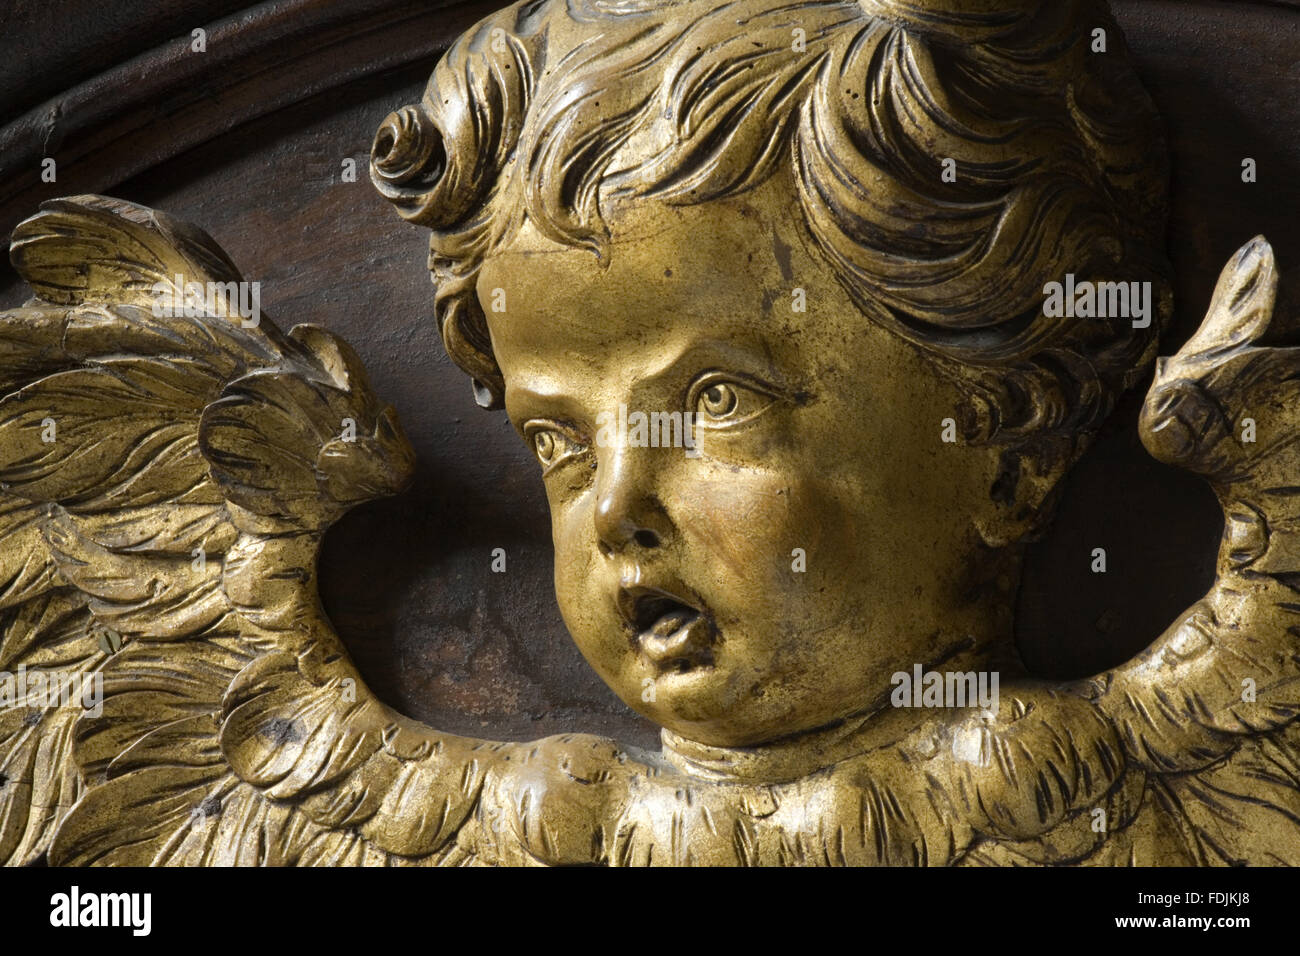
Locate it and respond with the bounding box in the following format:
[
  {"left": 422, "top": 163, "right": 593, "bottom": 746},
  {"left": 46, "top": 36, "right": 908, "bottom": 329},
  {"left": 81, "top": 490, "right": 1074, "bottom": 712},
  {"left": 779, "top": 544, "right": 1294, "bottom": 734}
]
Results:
[{"left": 524, "top": 422, "right": 588, "bottom": 474}]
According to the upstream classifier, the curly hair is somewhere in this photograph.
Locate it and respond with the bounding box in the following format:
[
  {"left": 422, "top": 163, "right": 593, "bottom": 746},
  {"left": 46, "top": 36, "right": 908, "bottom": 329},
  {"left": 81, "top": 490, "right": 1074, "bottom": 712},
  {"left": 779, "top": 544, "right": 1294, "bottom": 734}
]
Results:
[{"left": 372, "top": 0, "right": 1170, "bottom": 462}]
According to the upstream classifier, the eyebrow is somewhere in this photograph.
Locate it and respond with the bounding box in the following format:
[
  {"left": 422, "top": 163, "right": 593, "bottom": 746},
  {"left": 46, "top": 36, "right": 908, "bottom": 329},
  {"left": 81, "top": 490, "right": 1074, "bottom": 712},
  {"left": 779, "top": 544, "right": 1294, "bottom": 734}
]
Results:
[{"left": 504, "top": 382, "right": 588, "bottom": 436}]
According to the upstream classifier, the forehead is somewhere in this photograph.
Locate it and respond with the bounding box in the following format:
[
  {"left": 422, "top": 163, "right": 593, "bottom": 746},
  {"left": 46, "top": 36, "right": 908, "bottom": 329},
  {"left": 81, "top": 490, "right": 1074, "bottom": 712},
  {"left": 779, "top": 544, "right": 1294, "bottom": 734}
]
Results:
[{"left": 476, "top": 184, "right": 847, "bottom": 384}]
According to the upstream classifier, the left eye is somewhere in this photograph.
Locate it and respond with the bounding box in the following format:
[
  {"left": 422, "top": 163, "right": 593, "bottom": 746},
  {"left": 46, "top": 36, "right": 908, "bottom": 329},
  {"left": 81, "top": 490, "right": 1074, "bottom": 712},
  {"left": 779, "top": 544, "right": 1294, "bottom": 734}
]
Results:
[
  {"left": 690, "top": 376, "right": 777, "bottom": 427},
  {"left": 524, "top": 423, "right": 588, "bottom": 473}
]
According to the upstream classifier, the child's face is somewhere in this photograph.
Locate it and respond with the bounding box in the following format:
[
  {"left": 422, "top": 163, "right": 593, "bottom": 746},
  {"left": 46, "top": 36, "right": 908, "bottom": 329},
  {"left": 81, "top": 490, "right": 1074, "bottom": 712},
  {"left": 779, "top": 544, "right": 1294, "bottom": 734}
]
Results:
[{"left": 478, "top": 177, "right": 1015, "bottom": 747}]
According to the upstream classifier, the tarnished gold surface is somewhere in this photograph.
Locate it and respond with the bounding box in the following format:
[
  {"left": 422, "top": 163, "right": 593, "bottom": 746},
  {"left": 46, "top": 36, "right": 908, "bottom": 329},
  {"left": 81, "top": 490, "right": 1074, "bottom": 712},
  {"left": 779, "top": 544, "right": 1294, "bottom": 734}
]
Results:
[{"left": 2, "top": 0, "right": 1299, "bottom": 866}]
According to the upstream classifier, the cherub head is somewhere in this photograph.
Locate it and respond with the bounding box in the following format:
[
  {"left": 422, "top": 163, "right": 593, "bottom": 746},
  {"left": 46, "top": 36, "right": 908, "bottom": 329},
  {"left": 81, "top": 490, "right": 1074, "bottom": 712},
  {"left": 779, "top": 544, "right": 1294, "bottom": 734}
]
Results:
[{"left": 373, "top": 0, "right": 1170, "bottom": 747}]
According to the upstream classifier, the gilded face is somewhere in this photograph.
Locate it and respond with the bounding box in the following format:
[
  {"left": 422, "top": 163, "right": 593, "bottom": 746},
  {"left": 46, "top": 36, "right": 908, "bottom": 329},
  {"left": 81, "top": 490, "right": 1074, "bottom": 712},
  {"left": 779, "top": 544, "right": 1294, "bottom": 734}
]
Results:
[{"left": 479, "top": 178, "right": 1015, "bottom": 747}]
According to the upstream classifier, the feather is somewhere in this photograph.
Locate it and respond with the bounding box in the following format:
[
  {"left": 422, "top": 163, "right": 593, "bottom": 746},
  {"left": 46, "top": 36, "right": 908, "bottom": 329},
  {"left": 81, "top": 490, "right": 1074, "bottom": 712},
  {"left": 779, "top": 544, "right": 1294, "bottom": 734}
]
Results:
[
  {"left": 0, "top": 360, "right": 221, "bottom": 508},
  {"left": 0, "top": 592, "right": 101, "bottom": 865},
  {"left": 0, "top": 196, "right": 426, "bottom": 868}
]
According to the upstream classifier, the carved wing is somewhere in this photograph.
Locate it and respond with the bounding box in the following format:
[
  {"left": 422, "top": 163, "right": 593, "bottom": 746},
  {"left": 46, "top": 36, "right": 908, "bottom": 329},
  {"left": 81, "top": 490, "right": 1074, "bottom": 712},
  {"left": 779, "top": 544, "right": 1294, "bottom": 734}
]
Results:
[
  {"left": 940, "top": 237, "right": 1300, "bottom": 866},
  {"left": 1090, "top": 236, "right": 1300, "bottom": 864},
  {"left": 0, "top": 196, "right": 636, "bottom": 866}
]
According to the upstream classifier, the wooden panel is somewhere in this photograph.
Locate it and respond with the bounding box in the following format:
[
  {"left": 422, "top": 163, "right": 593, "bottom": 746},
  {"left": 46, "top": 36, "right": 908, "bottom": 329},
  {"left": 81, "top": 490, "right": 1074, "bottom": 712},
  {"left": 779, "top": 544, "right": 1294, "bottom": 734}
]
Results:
[{"left": 0, "top": 1, "right": 492, "bottom": 241}]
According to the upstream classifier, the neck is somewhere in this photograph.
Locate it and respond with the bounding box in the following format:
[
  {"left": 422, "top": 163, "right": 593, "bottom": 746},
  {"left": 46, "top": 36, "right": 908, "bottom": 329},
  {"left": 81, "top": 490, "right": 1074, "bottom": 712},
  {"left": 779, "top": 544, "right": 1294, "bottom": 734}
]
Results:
[{"left": 660, "top": 712, "right": 882, "bottom": 784}]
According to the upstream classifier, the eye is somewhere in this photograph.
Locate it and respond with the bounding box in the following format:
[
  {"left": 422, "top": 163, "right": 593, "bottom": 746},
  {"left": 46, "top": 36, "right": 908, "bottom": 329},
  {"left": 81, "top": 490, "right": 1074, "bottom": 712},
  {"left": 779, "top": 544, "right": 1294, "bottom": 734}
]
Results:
[
  {"left": 533, "top": 430, "right": 557, "bottom": 462},
  {"left": 699, "top": 383, "right": 738, "bottom": 418},
  {"left": 524, "top": 421, "right": 588, "bottom": 474},
  {"left": 689, "top": 374, "right": 778, "bottom": 428}
]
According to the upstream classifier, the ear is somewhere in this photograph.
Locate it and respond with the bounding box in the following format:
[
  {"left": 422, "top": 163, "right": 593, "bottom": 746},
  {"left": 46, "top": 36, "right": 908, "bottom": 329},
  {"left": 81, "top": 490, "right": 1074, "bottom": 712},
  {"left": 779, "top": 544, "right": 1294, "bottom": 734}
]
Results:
[{"left": 972, "top": 438, "right": 1075, "bottom": 548}]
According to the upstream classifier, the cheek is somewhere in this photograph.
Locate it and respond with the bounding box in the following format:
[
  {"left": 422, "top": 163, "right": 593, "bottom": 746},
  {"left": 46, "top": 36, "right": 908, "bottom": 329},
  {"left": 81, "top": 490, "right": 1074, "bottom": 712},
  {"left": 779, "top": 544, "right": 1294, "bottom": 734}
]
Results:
[
  {"left": 682, "top": 471, "right": 789, "bottom": 580},
  {"left": 548, "top": 488, "right": 598, "bottom": 614},
  {"left": 545, "top": 488, "right": 634, "bottom": 677},
  {"left": 677, "top": 465, "right": 866, "bottom": 619}
]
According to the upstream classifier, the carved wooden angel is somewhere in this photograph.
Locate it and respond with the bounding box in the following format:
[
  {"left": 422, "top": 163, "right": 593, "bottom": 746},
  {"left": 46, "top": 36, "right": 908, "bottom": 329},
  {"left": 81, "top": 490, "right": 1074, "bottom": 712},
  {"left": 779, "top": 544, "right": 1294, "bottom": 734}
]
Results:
[{"left": 3, "top": 0, "right": 1300, "bottom": 866}]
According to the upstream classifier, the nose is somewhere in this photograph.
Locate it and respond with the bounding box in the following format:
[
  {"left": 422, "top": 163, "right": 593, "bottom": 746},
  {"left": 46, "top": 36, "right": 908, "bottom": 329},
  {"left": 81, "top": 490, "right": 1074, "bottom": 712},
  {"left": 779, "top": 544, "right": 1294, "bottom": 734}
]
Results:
[{"left": 593, "top": 446, "right": 673, "bottom": 557}]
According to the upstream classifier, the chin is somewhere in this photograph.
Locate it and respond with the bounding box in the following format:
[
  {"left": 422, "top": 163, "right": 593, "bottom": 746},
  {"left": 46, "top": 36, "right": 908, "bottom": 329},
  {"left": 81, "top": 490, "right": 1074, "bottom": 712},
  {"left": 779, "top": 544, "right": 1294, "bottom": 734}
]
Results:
[
  {"left": 635, "top": 660, "right": 750, "bottom": 735},
  {"left": 642, "top": 670, "right": 804, "bottom": 747}
]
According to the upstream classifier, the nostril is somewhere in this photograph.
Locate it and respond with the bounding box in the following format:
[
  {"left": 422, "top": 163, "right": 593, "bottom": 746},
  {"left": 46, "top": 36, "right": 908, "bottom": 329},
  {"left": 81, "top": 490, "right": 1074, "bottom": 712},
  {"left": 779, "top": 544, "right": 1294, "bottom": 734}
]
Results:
[{"left": 633, "top": 529, "right": 660, "bottom": 549}]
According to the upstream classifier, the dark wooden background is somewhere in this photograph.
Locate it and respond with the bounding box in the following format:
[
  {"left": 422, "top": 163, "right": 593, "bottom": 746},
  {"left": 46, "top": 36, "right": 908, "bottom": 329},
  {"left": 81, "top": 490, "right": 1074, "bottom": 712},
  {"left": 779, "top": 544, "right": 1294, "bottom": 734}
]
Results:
[{"left": 1, "top": 0, "right": 1297, "bottom": 750}]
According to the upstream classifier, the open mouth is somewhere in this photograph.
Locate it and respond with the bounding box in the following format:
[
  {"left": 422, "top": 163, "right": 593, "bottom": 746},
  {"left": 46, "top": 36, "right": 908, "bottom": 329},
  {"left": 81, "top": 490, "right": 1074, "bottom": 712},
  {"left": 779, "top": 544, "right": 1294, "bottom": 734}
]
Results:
[{"left": 622, "top": 587, "right": 715, "bottom": 672}]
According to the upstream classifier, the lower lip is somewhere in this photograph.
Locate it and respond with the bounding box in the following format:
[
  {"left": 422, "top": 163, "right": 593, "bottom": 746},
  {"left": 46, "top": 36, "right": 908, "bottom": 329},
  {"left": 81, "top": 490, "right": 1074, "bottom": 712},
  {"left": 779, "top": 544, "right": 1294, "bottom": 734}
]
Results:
[{"left": 637, "top": 614, "right": 714, "bottom": 670}]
